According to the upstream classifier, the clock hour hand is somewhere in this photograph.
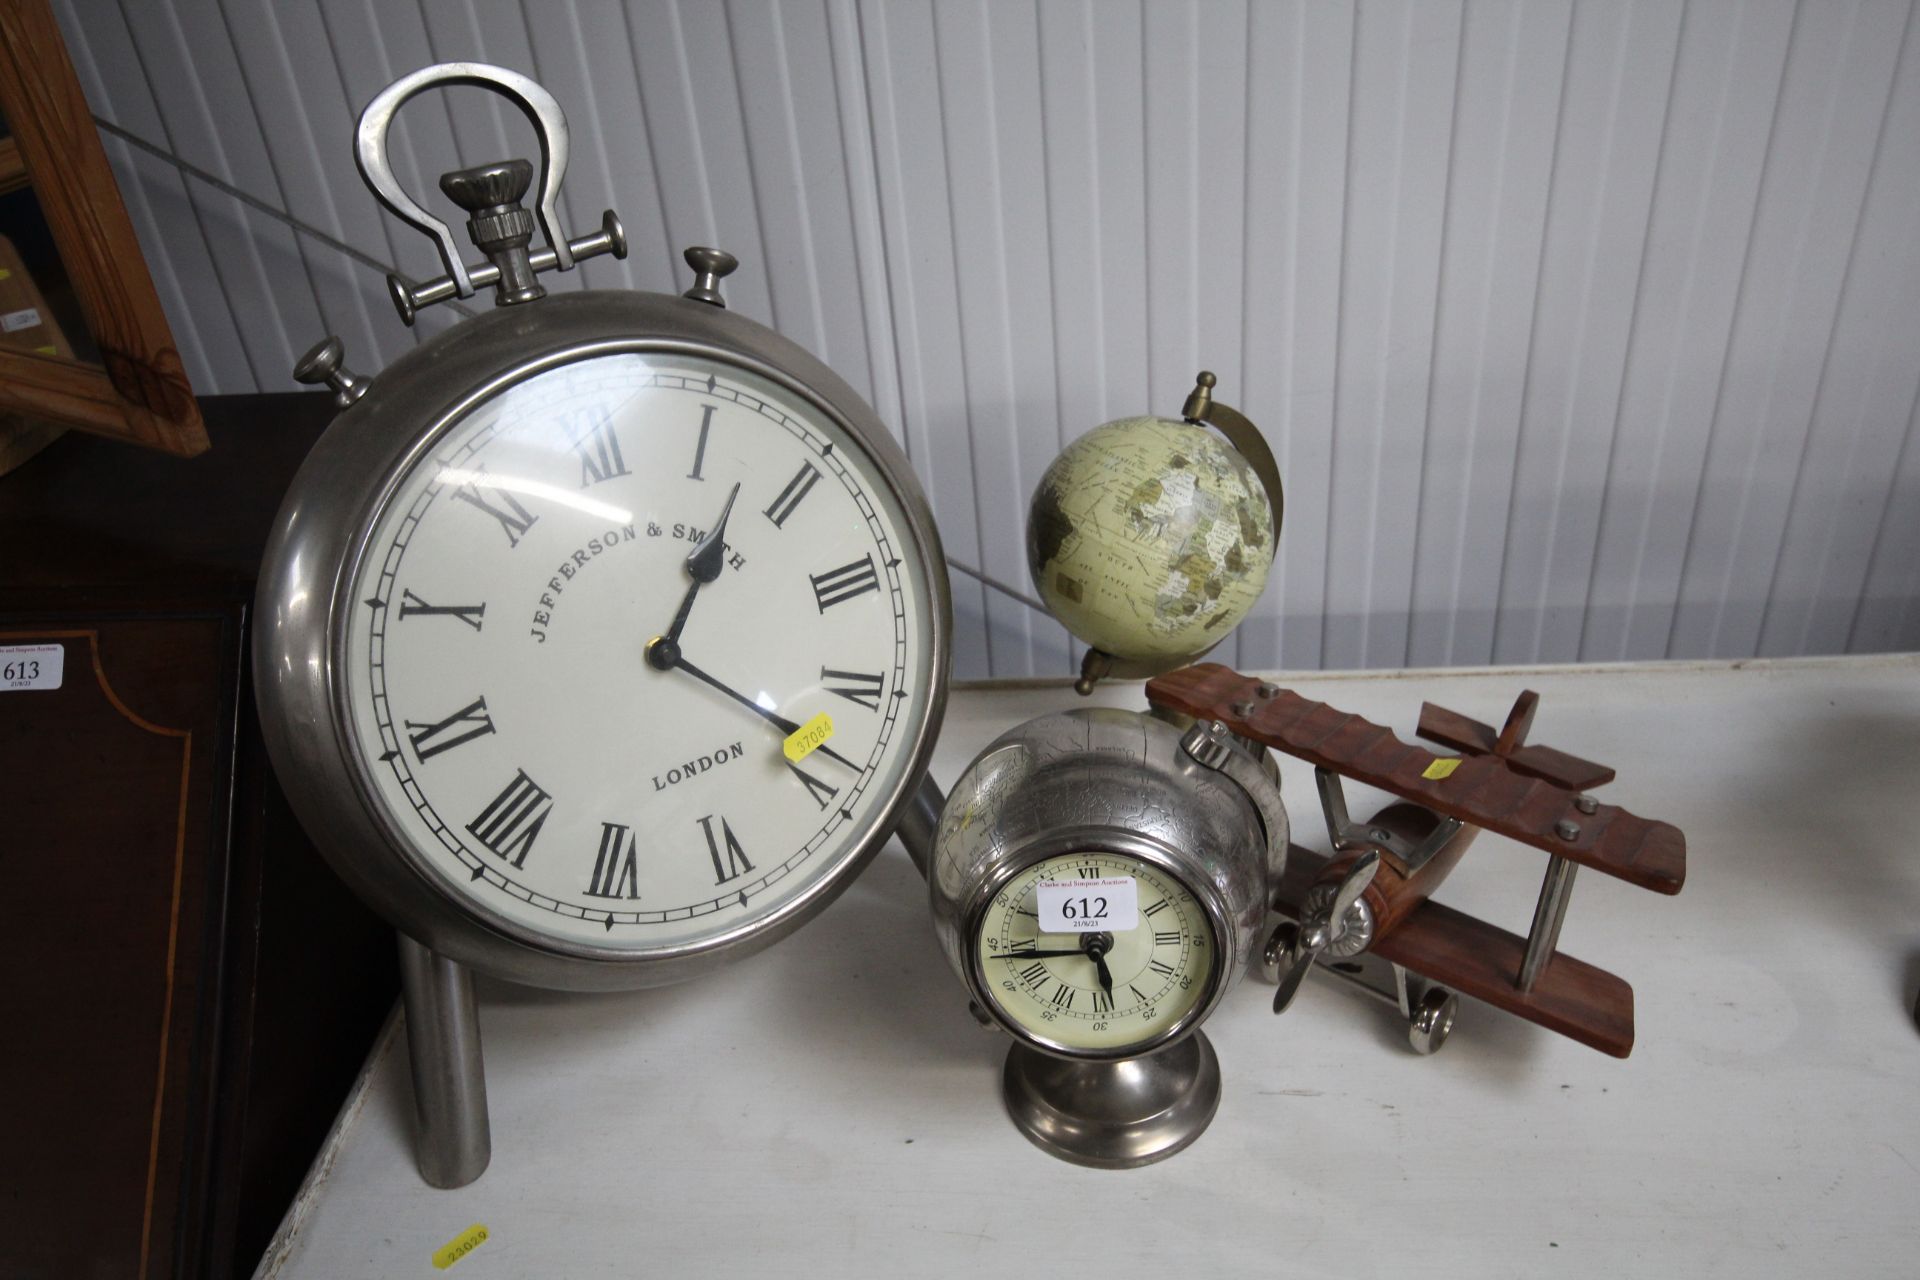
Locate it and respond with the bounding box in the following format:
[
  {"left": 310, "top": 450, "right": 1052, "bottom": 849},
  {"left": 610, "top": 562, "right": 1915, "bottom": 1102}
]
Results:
[
  {"left": 660, "top": 482, "right": 741, "bottom": 646},
  {"left": 1085, "top": 935, "right": 1116, "bottom": 1000},
  {"left": 994, "top": 934, "right": 1116, "bottom": 998},
  {"left": 648, "top": 644, "right": 863, "bottom": 772}
]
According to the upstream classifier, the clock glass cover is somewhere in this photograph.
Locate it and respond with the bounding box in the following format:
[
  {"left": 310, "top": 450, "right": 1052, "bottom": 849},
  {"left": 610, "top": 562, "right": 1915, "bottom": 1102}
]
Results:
[
  {"left": 342, "top": 349, "right": 935, "bottom": 954},
  {"left": 974, "top": 850, "right": 1216, "bottom": 1055}
]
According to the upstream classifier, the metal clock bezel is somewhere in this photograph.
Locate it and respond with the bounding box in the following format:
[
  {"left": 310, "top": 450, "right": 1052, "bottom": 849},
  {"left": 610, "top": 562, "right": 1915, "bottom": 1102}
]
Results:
[
  {"left": 256, "top": 289, "right": 951, "bottom": 992},
  {"left": 962, "top": 827, "right": 1233, "bottom": 1062}
]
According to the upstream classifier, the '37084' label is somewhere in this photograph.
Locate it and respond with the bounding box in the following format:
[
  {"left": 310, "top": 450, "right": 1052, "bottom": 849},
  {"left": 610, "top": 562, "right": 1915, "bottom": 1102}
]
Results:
[
  {"left": 1036, "top": 877, "right": 1138, "bottom": 932},
  {"left": 0, "top": 644, "right": 62, "bottom": 692}
]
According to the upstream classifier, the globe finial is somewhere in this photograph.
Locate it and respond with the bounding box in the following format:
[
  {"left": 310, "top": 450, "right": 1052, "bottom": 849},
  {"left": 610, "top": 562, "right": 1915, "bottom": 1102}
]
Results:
[
  {"left": 1182, "top": 370, "right": 1217, "bottom": 423},
  {"left": 1074, "top": 649, "right": 1115, "bottom": 697}
]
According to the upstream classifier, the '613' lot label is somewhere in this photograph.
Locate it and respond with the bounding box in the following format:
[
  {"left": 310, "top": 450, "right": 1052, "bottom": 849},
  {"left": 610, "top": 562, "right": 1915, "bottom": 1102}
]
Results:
[
  {"left": 1036, "top": 877, "right": 1138, "bottom": 933},
  {"left": 0, "top": 643, "right": 63, "bottom": 692}
]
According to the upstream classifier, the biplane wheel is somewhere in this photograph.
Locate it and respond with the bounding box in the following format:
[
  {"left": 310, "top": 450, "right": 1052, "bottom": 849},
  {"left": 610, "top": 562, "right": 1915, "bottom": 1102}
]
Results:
[
  {"left": 1408, "top": 988, "right": 1457, "bottom": 1055},
  {"left": 1261, "top": 921, "right": 1298, "bottom": 978}
]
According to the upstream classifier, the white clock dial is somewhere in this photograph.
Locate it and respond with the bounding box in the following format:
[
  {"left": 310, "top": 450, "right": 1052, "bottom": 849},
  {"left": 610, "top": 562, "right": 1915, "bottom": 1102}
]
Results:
[
  {"left": 974, "top": 851, "right": 1215, "bottom": 1054},
  {"left": 341, "top": 351, "right": 934, "bottom": 952}
]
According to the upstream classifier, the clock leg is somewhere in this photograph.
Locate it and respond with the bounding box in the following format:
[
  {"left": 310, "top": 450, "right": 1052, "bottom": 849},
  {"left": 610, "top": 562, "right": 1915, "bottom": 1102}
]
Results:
[
  {"left": 397, "top": 934, "right": 492, "bottom": 1188},
  {"left": 893, "top": 774, "right": 947, "bottom": 879}
]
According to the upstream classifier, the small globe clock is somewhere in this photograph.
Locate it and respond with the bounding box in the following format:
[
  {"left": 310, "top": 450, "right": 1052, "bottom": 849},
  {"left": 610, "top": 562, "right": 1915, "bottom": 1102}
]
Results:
[{"left": 930, "top": 708, "right": 1287, "bottom": 1167}]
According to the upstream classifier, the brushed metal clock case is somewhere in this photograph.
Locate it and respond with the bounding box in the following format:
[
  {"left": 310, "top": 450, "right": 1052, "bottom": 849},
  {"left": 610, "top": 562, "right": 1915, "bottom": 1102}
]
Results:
[
  {"left": 256, "top": 289, "right": 952, "bottom": 993},
  {"left": 929, "top": 707, "right": 1287, "bottom": 1056},
  {"left": 929, "top": 707, "right": 1286, "bottom": 1166},
  {"left": 259, "top": 61, "right": 952, "bottom": 1188}
]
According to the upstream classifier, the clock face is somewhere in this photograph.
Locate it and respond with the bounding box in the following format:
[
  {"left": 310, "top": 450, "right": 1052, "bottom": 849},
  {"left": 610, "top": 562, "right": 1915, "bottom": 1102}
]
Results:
[
  {"left": 973, "top": 851, "right": 1215, "bottom": 1055},
  {"left": 340, "top": 350, "right": 935, "bottom": 954}
]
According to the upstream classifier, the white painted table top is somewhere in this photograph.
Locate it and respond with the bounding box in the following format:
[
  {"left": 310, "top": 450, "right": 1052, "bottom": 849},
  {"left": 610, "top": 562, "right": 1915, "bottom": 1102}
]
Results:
[{"left": 256, "top": 656, "right": 1920, "bottom": 1279}]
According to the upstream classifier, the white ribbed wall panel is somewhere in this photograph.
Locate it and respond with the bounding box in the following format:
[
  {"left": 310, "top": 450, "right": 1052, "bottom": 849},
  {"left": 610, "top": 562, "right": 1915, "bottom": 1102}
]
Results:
[{"left": 47, "top": 0, "right": 1920, "bottom": 678}]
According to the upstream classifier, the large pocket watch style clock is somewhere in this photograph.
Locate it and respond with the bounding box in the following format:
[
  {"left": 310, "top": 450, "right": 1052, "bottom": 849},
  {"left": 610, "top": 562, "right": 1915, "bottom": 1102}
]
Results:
[
  {"left": 255, "top": 64, "right": 950, "bottom": 1187},
  {"left": 929, "top": 707, "right": 1287, "bottom": 1167}
]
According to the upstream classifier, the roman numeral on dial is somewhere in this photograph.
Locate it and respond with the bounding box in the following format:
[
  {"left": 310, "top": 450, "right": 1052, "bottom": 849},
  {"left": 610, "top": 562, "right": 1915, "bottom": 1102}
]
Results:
[
  {"left": 788, "top": 762, "right": 838, "bottom": 811},
  {"left": 465, "top": 769, "right": 553, "bottom": 869},
  {"left": 566, "top": 407, "right": 629, "bottom": 487},
  {"left": 698, "top": 814, "right": 754, "bottom": 884},
  {"left": 405, "top": 696, "right": 495, "bottom": 762},
  {"left": 687, "top": 404, "right": 715, "bottom": 480},
  {"left": 1142, "top": 899, "right": 1168, "bottom": 917},
  {"left": 810, "top": 555, "right": 879, "bottom": 611},
  {"left": 1091, "top": 988, "right": 1113, "bottom": 1013},
  {"left": 397, "top": 589, "right": 485, "bottom": 631},
  {"left": 1154, "top": 931, "right": 1182, "bottom": 947},
  {"left": 820, "top": 666, "right": 884, "bottom": 712},
  {"left": 450, "top": 468, "right": 538, "bottom": 547},
  {"left": 584, "top": 821, "right": 640, "bottom": 899},
  {"left": 763, "top": 461, "right": 821, "bottom": 528},
  {"left": 1018, "top": 962, "right": 1049, "bottom": 985},
  {"left": 1051, "top": 986, "right": 1075, "bottom": 1009}
]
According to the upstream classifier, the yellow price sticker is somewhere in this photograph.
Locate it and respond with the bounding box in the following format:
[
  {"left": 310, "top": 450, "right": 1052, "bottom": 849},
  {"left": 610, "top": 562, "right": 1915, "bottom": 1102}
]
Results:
[
  {"left": 432, "top": 1223, "right": 490, "bottom": 1270},
  {"left": 783, "top": 711, "right": 835, "bottom": 763},
  {"left": 1422, "top": 757, "right": 1462, "bottom": 781}
]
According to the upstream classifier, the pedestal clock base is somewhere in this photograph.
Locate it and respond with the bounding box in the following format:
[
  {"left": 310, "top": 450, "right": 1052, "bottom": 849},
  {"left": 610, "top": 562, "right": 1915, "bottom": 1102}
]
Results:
[{"left": 1001, "top": 1031, "right": 1222, "bottom": 1169}]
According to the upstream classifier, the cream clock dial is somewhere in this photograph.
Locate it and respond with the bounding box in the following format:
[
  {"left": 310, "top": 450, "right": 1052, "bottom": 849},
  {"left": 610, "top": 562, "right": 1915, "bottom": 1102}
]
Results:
[
  {"left": 974, "top": 851, "right": 1215, "bottom": 1055},
  {"left": 342, "top": 351, "right": 933, "bottom": 953}
]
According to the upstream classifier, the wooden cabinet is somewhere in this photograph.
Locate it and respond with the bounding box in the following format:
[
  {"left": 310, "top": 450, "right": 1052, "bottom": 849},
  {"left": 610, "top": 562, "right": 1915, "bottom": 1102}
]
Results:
[{"left": 0, "top": 394, "right": 397, "bottom": 1278}]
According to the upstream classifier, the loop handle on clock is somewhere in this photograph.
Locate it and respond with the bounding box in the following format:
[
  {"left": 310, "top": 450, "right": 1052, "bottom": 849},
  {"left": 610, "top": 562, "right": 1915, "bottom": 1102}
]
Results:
[{"left": 355, "top": 63, "right": 626, "bottom": 324}]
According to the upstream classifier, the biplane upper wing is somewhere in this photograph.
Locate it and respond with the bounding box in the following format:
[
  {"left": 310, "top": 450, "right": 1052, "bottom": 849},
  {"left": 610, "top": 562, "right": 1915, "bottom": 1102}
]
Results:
[
  {"left": 1416, "top": 700, "right": 1616, "bottom": 792},
  {"left": 1275, "top": 843, "right": 1636, "bottom": 1058},
  {"left": 1146, "top": 664, "right": 1686, "bottom": 895}
]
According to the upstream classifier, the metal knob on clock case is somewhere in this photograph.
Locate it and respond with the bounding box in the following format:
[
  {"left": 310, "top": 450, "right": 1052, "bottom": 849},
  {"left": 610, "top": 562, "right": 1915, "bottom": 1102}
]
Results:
[
  {"left": 682, "top": 246, "right": 738, "bottom": 308},
  {"left": 441, "top": 160, "right": 546, "bottom": 307},
  {"left": 292, "top": 336, "right": 369, "bottom": 408}
]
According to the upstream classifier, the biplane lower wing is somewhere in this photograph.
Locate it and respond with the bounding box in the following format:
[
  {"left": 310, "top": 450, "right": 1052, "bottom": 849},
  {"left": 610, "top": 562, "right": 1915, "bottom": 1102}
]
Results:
[
  {"left": 1147, "top": 663, "right": 1686, "bottom": 895},
  {"left": 1276, "top": 842, "right": 1636, "bottom": 1058}
]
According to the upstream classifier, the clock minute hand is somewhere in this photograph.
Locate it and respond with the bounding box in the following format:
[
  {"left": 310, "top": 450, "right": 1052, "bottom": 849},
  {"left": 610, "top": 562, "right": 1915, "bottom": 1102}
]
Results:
[
  {"left": 988, "top": 948, "right": 1088, "bottom": 959},
  {"left": 658, "top": 649, "right": 863, "bottom": 772}
]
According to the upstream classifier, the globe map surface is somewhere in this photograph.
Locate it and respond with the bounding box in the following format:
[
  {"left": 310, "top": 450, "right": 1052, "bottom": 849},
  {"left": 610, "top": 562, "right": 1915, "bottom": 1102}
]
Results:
[{"left": 1027, "top": 416, "right": 1274, "bottom": 663}]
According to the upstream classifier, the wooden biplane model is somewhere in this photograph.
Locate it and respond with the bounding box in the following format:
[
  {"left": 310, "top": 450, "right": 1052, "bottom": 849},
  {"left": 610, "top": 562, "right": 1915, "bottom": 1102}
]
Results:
[{"left": 1145, "top": 663, "right": 1687, "bottom": 1057}]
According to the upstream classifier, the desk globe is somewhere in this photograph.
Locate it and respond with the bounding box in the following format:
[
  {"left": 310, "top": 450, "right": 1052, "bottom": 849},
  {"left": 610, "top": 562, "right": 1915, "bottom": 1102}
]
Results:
[{"left": 1026, "top": 372, "right": 1281, "bottom": 692}]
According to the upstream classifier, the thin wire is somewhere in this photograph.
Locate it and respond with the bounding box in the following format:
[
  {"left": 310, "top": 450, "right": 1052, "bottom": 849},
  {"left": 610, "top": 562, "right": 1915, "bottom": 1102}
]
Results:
[
  {"left": 91, "top": 114, "right": 482, "bottom": 321},
  {"left": 93, "top": 117, "right": 1055, "bottom": 627},
  {"left": 946, "top": 556, "right": 1049, "bottom": 615}
]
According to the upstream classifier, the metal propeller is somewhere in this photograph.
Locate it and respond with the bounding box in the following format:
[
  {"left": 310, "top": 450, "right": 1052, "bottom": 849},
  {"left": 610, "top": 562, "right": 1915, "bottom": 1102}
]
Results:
[{"left": 1272, "top": 850, "right": 1380, "bottom": 1014}]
